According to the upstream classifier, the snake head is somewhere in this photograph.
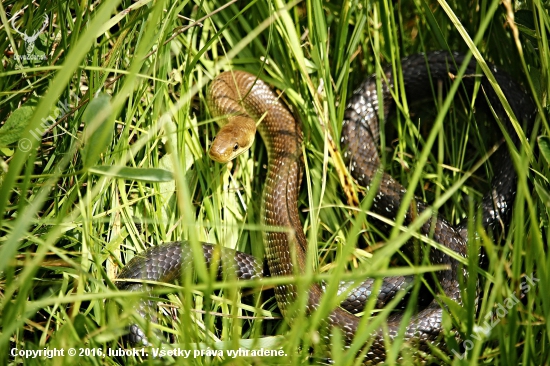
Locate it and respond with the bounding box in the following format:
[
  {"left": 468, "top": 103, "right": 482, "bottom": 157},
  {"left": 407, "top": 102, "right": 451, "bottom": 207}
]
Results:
[{"left": 208, "top": 117, "right": 256, "bottom": 163}]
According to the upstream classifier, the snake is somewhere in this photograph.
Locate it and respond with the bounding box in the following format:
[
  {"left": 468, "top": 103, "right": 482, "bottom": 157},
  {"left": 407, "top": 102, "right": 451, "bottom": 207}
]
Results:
[{"left": 115, "top": 51, "right": 535, "bottom": 363}]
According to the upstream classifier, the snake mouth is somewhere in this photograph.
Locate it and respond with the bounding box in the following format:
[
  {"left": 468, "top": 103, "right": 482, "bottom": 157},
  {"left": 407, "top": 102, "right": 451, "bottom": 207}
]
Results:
[
  {"left": 208, "top": 142, "right": 249, "bottom": 163},
  {"left": 207, "top": 144, "right": 230, "bottom": 163}
]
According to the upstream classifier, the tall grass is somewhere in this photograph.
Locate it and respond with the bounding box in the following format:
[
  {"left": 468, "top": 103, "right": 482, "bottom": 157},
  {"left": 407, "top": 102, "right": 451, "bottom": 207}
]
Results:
[{"left": 0, "top": 0, "right": 548, "bottom": 365}]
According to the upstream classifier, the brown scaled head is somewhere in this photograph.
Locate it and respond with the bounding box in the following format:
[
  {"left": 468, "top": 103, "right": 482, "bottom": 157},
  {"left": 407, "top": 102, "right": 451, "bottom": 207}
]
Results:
[{"left": 208, "top": 118, "right": 256, "bottom": 163}]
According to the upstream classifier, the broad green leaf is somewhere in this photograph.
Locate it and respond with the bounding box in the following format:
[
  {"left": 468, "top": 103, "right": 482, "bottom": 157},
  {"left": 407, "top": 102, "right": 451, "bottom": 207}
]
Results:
[
  {"left": 538, "top": 136, "right": 550, "bottom": 165},
  {"left": 535, "top": 181, "right": 550, "bottom": 208},
  {"left": 0, "top": 106, "right": 34, "bottom": 147},
  {"left": 81, "top": 93, "right": 113, "bottom": 169},
  {"left": 88, "top": 166, "right": 174, "bottom": 182}
]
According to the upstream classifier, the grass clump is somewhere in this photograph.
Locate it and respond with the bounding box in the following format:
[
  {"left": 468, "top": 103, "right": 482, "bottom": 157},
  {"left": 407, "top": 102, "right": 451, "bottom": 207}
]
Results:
[{"left": 0, "top": 0, "right": 548, "bottom": 365}]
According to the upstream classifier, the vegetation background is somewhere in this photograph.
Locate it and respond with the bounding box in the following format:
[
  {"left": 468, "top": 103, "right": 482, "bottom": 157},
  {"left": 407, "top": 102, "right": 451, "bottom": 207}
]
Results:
[{"left": 0, "top": 0, "right": 548, "bottom": 365}]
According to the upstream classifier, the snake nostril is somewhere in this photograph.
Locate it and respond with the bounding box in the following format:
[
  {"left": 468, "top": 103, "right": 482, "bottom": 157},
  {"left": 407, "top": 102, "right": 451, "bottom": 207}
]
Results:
[{"left": 233, "top": 143, "right": 239, "bottom": 151}]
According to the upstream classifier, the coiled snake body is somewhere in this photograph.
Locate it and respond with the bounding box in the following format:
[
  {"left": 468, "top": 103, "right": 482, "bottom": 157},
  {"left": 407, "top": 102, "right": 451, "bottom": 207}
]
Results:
[{"left": 116, "top": 52, "right": 534, "bottom": 362}]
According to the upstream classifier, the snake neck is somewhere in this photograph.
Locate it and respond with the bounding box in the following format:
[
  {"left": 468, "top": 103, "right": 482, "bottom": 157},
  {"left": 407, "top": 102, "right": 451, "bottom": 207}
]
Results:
[
  {"left": 257, "top": 100, "right": 308, "bottom": 277},
  {"left": 253, "top": 82, "right": 363, "bottom": 337},
  {"left": 208, "top": 70, "right": 310, "bottom": 279},
  {"left": 247, "top": 81, "right": 318, "bottom": 318}
]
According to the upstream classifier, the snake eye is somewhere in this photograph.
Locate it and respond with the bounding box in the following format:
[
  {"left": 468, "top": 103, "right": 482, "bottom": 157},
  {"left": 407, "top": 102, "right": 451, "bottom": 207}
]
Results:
[{"left": 233, "top": 143, "right": 239, "bottom": 151}]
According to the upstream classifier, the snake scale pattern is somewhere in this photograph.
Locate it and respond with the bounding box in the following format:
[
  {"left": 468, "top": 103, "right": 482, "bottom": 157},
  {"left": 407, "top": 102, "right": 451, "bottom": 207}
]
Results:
[{"left": 116, "top": 51, "right": 534, "bottom": 363}]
